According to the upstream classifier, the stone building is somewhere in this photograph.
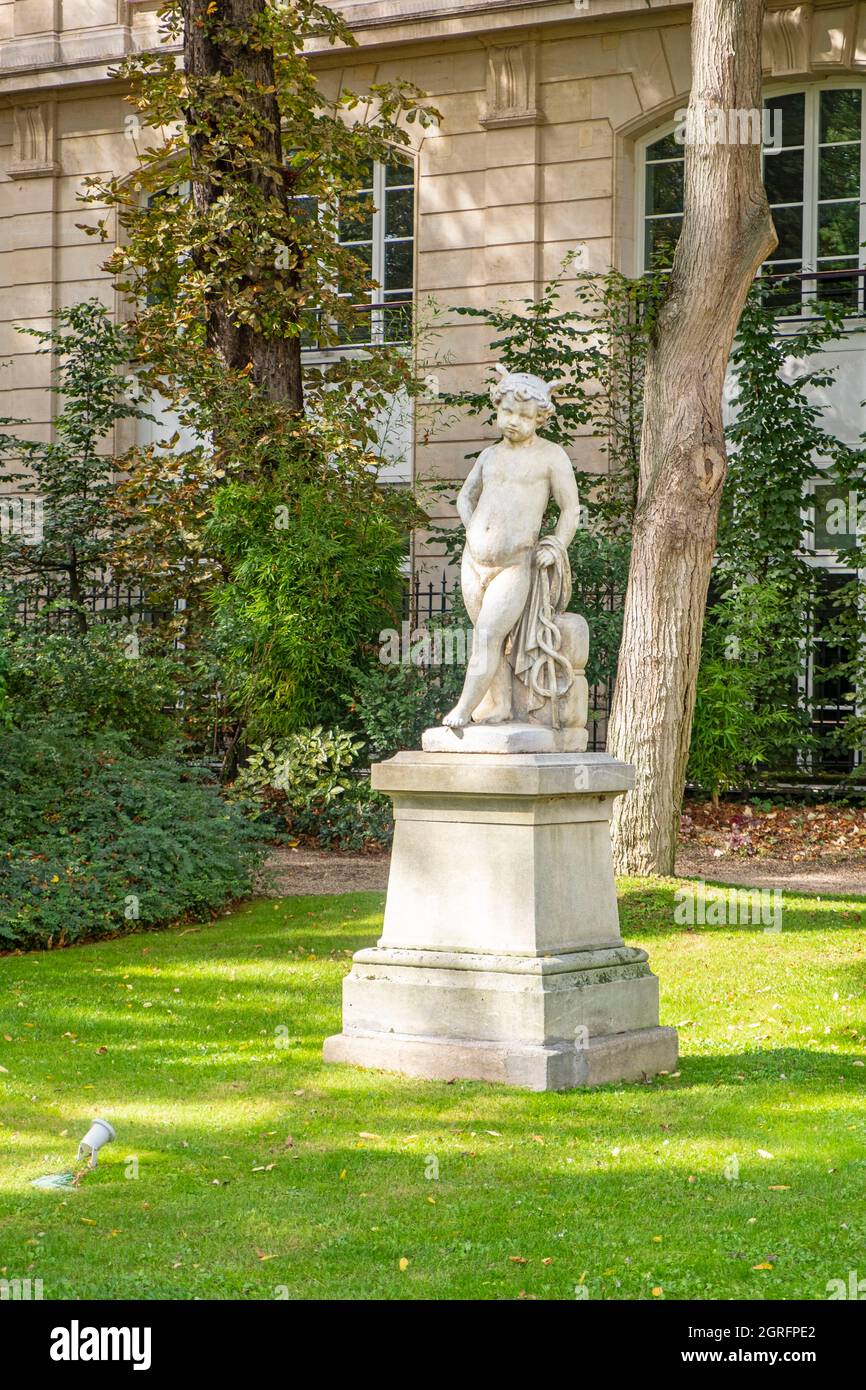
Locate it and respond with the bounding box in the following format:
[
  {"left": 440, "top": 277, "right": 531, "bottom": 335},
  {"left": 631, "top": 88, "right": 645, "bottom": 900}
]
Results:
[{"left": 1, "top": 1, "right": 865, "bottom": 752}]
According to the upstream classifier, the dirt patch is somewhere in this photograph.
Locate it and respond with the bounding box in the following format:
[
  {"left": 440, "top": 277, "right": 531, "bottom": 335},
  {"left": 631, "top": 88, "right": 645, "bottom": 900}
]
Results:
[
  {"left": 260, "top": 797, "right": 866, "bottom": 901},
  {"left": 675, "top": 847, "right": 866, "bottom": 898},
  {"left": 259, "top": 843, "right": 389, "bottom": 897}
]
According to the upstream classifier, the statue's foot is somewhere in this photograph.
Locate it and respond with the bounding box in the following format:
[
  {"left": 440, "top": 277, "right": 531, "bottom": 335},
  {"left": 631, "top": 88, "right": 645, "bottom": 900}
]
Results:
[{"left": 442, "top": 703, "right": 472, "bottom": 728}]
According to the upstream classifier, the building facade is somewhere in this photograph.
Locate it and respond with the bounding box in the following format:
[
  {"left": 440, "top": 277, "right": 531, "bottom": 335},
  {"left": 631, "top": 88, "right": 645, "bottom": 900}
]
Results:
[{"left": 1, "top": 0, "right": 865, "bottom": 756}]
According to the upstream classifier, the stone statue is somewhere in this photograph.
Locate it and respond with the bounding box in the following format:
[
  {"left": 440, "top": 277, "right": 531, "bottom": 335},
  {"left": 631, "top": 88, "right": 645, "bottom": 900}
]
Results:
[
  {"left": 424, "top": 366, "right": 589, "bottom": 753},
  {"left": 327, "top": 367, "right": 677, "bottom": 1091}
]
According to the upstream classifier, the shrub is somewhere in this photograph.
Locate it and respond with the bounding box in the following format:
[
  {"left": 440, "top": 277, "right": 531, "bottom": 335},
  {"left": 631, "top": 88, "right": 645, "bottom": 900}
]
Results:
[
  {"left": 688, "top": 582, "right": 808, "bottom": 804},
  {"left": 0, "top": 719, "right": 267, "bottom": 950},
  {"left": 232, "top": 727, "right": 362, "bottom": 807},
  {"left": 350, "top": 654, "right": 466, "bottom": 762},
  {"left": 4, "top": 627, "right": 179, "bottom": 753},
  {"left": 231, "top": 727, "right": 393, "bottom": 850},
  {"left": 293, "top": 777, "right": 393, "bottom": 851}
]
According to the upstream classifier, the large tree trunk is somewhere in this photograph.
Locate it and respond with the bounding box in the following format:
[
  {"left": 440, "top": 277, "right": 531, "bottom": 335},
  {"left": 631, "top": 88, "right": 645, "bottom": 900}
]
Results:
[
  {"left": 182, "top": 0, "right": 303, "bottom": 409},
  {"left": 607, "top": 0, "right": 776, "bottom": 875}
]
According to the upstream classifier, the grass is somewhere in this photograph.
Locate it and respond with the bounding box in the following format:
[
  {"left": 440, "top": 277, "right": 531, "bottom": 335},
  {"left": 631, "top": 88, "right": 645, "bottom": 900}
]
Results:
[{"left": 1, "top": 880, "right": 865, "bottom": 1301}]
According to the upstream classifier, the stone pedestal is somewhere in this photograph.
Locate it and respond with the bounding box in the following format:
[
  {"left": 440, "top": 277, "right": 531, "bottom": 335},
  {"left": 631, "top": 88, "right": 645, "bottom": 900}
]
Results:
[{"left": 323, "top": 751, "right": 677, "bottom": 1091}]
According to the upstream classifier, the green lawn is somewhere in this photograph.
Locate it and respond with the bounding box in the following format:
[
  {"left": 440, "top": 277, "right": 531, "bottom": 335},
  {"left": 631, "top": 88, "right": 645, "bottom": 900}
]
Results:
[{"left": 1, "top": 881, "right": 865, "bottom": 1301}]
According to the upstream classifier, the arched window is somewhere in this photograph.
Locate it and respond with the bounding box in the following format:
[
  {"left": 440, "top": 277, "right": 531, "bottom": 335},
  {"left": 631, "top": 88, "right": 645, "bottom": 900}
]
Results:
[{"left": 639, "top": 84, "right": 866, "bottom": 312}]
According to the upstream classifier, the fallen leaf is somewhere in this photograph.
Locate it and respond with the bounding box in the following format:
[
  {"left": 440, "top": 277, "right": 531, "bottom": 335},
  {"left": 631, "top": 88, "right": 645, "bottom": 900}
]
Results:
[
  {"left": 752, "top": 1262, "right": 774, "bottom": 1271},
  {"left": 509, "top": 1255, "right": 527, "bottom": 1265},
  {"left": 398, "top": 1257, "right": 409, "bottom": 1271}
]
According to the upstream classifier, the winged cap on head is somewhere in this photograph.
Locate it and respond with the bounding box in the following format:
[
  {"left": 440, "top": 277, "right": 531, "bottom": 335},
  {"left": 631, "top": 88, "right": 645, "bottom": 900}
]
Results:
[{"left": 489, "top": 363, "right": 568, "bottom": 417}]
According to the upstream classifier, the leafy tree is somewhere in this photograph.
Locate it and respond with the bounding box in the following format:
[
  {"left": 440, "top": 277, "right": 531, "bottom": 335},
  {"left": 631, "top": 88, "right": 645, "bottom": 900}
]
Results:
[
  {"left": 688, "top": 281, "right": 864, "bottom": 795},
  {"left": 607, "top": 0, "right": 777, "bottom": 875},
  {"left": 86, "top": 0, "right": 437, "bottom": 416},
  {"left": 0, "top": 301, "right": 151, "bottom": 633}
]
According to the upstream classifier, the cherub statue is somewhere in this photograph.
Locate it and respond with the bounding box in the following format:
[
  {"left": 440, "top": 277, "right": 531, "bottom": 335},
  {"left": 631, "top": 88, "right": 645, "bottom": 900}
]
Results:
[{"left": 441, "top": 366, "right": 588, "bottom": 739}]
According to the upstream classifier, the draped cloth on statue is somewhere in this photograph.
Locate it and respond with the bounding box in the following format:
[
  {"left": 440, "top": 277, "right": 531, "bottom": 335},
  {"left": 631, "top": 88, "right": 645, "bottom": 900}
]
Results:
[{"left": 508, "top": 534, "right": 575, "bottom": 725}]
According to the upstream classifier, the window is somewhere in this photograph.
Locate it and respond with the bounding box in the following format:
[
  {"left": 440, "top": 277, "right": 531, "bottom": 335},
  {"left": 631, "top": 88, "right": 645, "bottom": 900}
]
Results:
[
  {"left": 334, "top": 157, "right": 415, "bottom": 347},
  {"left": 640, "top": 85, "right": 866, "bottom": 312}
]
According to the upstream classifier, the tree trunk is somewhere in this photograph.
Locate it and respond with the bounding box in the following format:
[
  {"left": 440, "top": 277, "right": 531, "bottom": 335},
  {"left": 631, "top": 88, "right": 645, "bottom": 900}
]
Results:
[
  {"left": 607, "top": 0, "right": 776, "bottom": 875},
  {"left": 182, "top": 0, "right": 303, "bottom": 409}
]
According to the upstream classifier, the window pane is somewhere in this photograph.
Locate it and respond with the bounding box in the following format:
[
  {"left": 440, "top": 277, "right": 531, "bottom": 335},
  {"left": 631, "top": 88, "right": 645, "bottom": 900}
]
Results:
[
  {"left": 385, "top": 186, "right": 414, "bottom": 239},
  {"left": 645, "top": 160, "right": 683, "bottom": 215},
  {"left": 758, "top": 264, "right": 803, "bottom": 313},
  {"left": 814, "top": 481, "right": 860, "bottom": 548},
  {"left": 646, "top": 132, "right": 682, "bottom": 160},
  {"left": 819, "top": 142, "right": 861, "bottom": 200},
  {"left": 383, "top": 290, "right": 412, "bottom": 341},
  {"left": 644, "top": 214, "right": 682, "bottom": 269},
  {"left": 763, "top": 147, "right": 804, "bottom": 204},
  {"left": 820, "top": 89, "right": 861, "bottom": 144},
  {"left": 386, "top": 159, "right": 413, "bottom": 187},
  {"left": 767, "top": 203, "right": 803, "bottom": 260},
  {"left": 384, "top": 239, "right": 413, "bottom": 290},
  {"left": 818, "top": 201, "right": 860, "bottom": 257},
  {"left": 765, "top": 92, "right": 805, "bottom": 148},
  {"left": 814, "top": 257, "right": 860, "bottom": 310},
  {"left": 339, "top": 190, "right": 373, "bottom": 243}
]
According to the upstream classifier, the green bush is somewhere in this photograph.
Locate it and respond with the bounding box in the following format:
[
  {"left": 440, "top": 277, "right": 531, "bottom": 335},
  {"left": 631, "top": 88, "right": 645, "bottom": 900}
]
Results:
[
  {"left": 350, "top": 653, "right": 466, "bottom": 762},
  {"left": 4, "top": 627, "right": 179, "bottom": 753},
  {"left": 293, "top": 777, "right": 393, "bottom": 851},
  {"left": 688, "top": 582, "right": 808, "bottom": 803},
  {"left": 0, "top": 719, "right": 267, "bottom": 949},
  {"left": 232, "top": 726, "right": 362, "bottom": 806},
  {"left": 206, "top": 465, "right": 413, "bottom": 738},
  {"left": 231, "top": 727, "right": 393, "bottom": 850}
]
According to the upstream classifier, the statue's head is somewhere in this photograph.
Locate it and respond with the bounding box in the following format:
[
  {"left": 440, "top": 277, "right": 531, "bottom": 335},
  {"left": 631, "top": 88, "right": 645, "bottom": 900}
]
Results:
[
  {"left": 492, "top": 366, "right": 567, "bottom": 442},
  {"left": 489, "top": 367, "right": 563, "bottom": 428}
]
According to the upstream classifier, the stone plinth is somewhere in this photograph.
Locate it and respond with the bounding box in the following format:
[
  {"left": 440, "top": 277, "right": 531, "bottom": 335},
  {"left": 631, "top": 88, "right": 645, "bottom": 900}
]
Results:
[{"left": 323, "top": 752, "right": 677, "bottom": 1091}]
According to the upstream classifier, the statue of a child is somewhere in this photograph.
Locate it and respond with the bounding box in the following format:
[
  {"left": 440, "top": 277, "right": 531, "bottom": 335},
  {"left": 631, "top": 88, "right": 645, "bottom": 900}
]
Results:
[{"left": 443, "top": 368, "right": 582, "bottom": 729}]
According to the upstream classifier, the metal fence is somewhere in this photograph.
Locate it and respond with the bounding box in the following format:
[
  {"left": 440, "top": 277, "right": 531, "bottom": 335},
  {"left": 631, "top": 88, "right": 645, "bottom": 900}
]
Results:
[{"left": 8, "top": 574, "right": 153, "bottom": 630}]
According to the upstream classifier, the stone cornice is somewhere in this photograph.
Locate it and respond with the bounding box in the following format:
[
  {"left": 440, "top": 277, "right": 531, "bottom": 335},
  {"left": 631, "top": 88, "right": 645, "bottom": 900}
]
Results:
[{"left": 4, "top": 2, "right": 866, "bottom": 99}]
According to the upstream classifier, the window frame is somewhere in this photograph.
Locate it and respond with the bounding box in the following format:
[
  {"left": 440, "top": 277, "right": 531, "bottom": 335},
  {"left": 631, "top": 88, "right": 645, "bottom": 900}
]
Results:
[
  {"left": 636, "top": 80, "right": 866, "bottom": 315},
  {"left": 307, "top": 152, "right": 417, "bottom": 358}
]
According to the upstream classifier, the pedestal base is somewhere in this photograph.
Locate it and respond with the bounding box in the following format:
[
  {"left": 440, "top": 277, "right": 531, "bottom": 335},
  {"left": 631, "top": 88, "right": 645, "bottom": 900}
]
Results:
[
  {"left": 323, "top": 752, "right": 678, "bottom": 1091},
  {"left": 324, "top": 1025, "right": 678, "bottom": 1091},
  {"left": 421, "top": 721, "right": 588, "bottom": 753}
]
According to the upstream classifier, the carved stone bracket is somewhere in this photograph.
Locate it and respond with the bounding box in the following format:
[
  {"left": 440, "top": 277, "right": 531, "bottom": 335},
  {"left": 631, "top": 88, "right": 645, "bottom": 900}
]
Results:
[
  {"left": 9, "top": 103, "right": 59, "bottom": 178},
  {"left": 763, "top": 2, "right": 866, "bottom": 75},
  {"left": 480, "top": 42, "right": 542, "bottom": 128}
]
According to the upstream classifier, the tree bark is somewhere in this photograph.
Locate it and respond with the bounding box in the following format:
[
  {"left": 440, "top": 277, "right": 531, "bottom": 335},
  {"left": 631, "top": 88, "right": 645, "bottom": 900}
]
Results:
[
  {"left": 607, "top": 0, "right": 776, "bottom": 875},
  {"left": 182, "top": 0, "right": 303, "bottom": 409}
]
